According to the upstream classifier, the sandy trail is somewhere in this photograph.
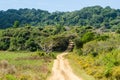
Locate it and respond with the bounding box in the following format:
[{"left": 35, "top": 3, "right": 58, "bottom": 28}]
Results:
[{"left": 48, "top": 52, "right": 82, "bottom": 80}]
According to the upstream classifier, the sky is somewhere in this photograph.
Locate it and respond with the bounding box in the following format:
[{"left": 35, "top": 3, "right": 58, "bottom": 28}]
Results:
[{"left": 0, "top": 0, "right": 119, "bottom": 12}]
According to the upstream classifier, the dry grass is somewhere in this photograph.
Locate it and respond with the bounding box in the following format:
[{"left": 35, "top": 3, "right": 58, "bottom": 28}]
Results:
[
  {"left": 0, "top": 51, "right": 54, "bottom": 80},
  {"left": 66, "top": 53, "right": 95, "bottom": 80}
]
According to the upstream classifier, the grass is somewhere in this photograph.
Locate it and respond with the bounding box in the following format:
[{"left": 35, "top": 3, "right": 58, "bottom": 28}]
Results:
[
  {"left": 66, "top": 49, "right": 120, "bottom": 80},
  {"left": 0, "top": 51, "right": 54, "bottom": 80},
  {"left": 66, "top": 52, "right": 95, "bottom": 80}
]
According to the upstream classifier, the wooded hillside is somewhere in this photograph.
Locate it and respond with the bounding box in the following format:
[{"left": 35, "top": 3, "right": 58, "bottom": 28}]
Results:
[{"left": 0, "top": 6, "right": 120, "bottom": 29}]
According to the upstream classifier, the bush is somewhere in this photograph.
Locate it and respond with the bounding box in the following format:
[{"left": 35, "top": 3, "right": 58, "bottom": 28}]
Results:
[
  {"left": 25, "top": 39, "right": 39, "bottom": 52},
  {"left": 49, "top": 53, "right": 56, "bottom": 59},
  {"left": 74, "top": 38, "right": 83, "bottom": 48},
  {"left": 51, "top": 36, "right": 69, "bottom": 51},
  {"left": 81, "top": 32, "right": 94, "bottom": 43},
  {"left": 97, "top": 35, "right": 109, "bottom": 41},
  {"left": 0, "top": 37, "right": 10, "bottom": 50},
  {"left": 112, "top": 66, "right": 120, "bottom": 80},
  {"left": 37, "top": 51, "right": 56, "bottom": 59},
  {"left": 37, "top": 52, "right": 46, "bottom": 57},
  {"left": 116, "top": 29, "right": 120, "bottom": 34},
  {"left": 73, "top": 48, "right": 83, "bottom": 56},
  {"left": 5, "top": 74, "right": 17, "bottom": 80},
  {"left": 91, "top": 52, "right": 98, "bottom": 57}
]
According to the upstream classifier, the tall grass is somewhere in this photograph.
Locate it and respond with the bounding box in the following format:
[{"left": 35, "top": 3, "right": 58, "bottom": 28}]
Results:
[{"left": 0, "top": 51, "right": 54, "bottom": 80}]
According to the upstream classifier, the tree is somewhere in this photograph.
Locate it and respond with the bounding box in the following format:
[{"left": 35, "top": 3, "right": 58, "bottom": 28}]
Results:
[{"left": 13, "top": 21, "right": 19, "bottom": 28}]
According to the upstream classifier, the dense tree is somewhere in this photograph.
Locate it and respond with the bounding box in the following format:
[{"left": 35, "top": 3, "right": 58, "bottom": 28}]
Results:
[
  {"left": 0, "top": 6, "right": 120, "bottom": 29},
  {"left": 13, "top": 21, "right": 19, "bottom": 28}
]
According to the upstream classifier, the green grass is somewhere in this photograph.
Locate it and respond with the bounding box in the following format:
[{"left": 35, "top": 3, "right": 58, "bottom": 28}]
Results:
[
  {"left": 66, "top": 53, "right": 95, "bottom": 80},
  {"left": 0, "top": 51, "right": 54, "bottom": 80},
  {"left": 66, "top": 49, "right": 120, "bottom": 80}
]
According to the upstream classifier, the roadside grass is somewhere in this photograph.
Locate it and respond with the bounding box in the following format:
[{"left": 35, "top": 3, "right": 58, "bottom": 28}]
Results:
[
  {"left": 65, "top": 52, "right": 95, "bottom": 80},
  {"left": 66, "top": 50, "right": 120, "bottom": 80},
  {"left": 0, "top": 51, "right": 55, "bottom": 80}
]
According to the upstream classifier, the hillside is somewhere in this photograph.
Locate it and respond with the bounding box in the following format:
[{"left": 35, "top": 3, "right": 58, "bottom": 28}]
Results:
[
  {"left": 0, "top": 6, "right": 120, "bottom": 29},
  {"left": 0, "top": 5, "right": 120, "bottom": 80}
]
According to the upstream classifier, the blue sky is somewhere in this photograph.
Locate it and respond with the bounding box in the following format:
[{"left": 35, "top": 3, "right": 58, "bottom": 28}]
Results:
[{"left": 0, "top": 0, "right": 119, "bottom": 12}]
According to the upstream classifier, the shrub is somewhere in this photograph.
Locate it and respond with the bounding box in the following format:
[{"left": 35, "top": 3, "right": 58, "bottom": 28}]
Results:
[
  {"left": 5, "top": 74, "right": 17, "bottom": 80},
  {"left": 116, "top": 29, "right": 120, "bottom": 34},
  {"left": 81, "top": 32, "right": 94, "bottom": 43},
  {"left": 49, "top": 53, "right": 56, "bottom": 59},
  {"left": 91, "top": 52, "right": 98, "bottom": 57},
  {"left": 25, "top": 39, "right": 39, "bottom": 52},
  {"left": 0, "top": 37, "right": 10, "bottom": 50},
  {"left": 20, "top": 74, "right": 31, "bottom": 80},
  {"left": 52, "top": 36, "right": 69, "bottom": 51},
  {"left": 37, "top": 52, "right": 46, "bottom": 57},
  {"left": 97, "top": 35, "right": 109, "bottom": 41},
  {"left": 73, "top": 48, "right": 83, "bottom": 56},
  {"left": 112, "top": 66, "right": 120, "bottom": 80},
  {"left": 74, "top": 38, "right": 83, "bottom": 48},
  {"left": 37, "top": 51, "right": 56, "bottom": 59}
]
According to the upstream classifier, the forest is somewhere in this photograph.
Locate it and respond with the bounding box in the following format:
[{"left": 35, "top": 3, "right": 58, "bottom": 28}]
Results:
[
  {"left": 0, "top": 6, "right": 120, "bottom": 80},
  {"left": 0, "top": 6, "right": 120, "bottom": 30}
]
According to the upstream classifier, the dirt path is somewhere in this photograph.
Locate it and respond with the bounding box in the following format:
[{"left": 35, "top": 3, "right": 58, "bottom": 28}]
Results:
[{"left": 48, "top": 52, "right": 82, "bottom": 80}]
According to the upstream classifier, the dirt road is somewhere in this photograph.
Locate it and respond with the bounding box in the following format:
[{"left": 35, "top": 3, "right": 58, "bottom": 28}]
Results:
[{"left": 48, "top": 52, "right": 82, "bottom": 80}]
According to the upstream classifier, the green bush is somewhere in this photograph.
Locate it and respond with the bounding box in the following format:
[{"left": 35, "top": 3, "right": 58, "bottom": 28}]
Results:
[
  {"left": 37, "top": 52, "right": 46, "bottom": 57},
  {"left": 81, "top": 32, "right": 95, "bottom": 43},
  {"left": 0, "top": 37, "right": 10, "bottom": 50},
  {"left": 91, "top": 52, "right": 98, "bottom": 57},
  {"left": 25, "top": 39, "right": 39, "bottom": 52},
  {"left": 112, "top": 66, "right": 120, "bottom": 80},
  {"left": 97, "top": 35, "right": 109, "bottom": 41},
  {"left": 74, "top": 38, "right": 83, "bottom": 48},
  {"left": 5, "top": 74, "right": 17, "bottom": 80},
  {"left": 116, "top": 29, "right": 120, "bottom": 34},
  {"left": 49, "top": 53, "right": 56, "bottom": 59}
]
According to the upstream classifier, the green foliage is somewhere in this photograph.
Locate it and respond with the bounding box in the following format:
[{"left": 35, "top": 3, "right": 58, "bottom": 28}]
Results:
[
  {"left": 13, "top": 21, "right": 19, "bottom": 28},
  {"left": 96, "top": 35, "right": 109, "bottom": 41},
  {"left": 37, "top": 52, "right": 46, "bottom": 57},
  {"left": 25, "top": 39, "right": 39, "bottom": 51},
  {"left": 0, "top": 6, "right": 120, "bottom": 29},
  {"left": 0, "top": 37, "right": 10, "bottom": 50},
  {"left": 5, "top": 74, "right": 17, "bottom": 80},
  {"left": 91, "top": 52, "right": 98, "bottom": 57},
  {"left": 68, "top": 32, "right": 120, "bottom": 80},
  {"left": 52, "top": 36, "right": 69, "bottom": 51},
  {"left": 37, "top": 51, "right": 56, "bottom": 59},
  {"left": 116, "top": 29, "right": 120, "bottom": 34},
  {"left": 74, "top": 38, "right": 83, "bottom": 48},
  {"left": 112, "top": 66, "right": 120, "bottom": 80},
  {"left": 81, "top": 32, "right": 95, "bottom": 43}
]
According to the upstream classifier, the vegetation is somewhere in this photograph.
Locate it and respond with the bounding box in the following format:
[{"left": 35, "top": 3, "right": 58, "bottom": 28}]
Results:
[
  {"left": 0, "top": 26, "right": 70, "bottom": 52},
  {"left": 0, "top": 5, "right": 120, "bottom": 80},
  {"left": 0, "top": 51, "right": 57, "bottom": 80},
  {"left": 0, "top": 6, "right": 120, "bottom": 30},
  {"left": 67, "top": 33, "right": 120, "bottom": 80}
]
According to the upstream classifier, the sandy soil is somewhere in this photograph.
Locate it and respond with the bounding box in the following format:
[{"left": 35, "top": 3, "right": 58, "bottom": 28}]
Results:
[{"left": 48, "top": 52, "right": 82, "bottom": 80}]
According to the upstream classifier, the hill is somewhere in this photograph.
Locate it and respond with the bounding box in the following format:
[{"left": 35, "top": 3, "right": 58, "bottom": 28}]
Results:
[
  {"left": 0, "top": 5, "right": 120, "bottom": 80},
  {"left": 0, "top": 6, "right": 120, "bottom": 29}
]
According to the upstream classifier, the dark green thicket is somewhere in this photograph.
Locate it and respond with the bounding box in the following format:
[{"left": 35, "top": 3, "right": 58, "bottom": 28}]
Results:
[
  {"left": 0, "top": 6, "right": 120, "bottom": 29},
  {"left": 0, "top": 26, "right": 72, "bottom": 52},
  {"left": 0, "top": 37, "right": 10, "bottom": 50}
]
